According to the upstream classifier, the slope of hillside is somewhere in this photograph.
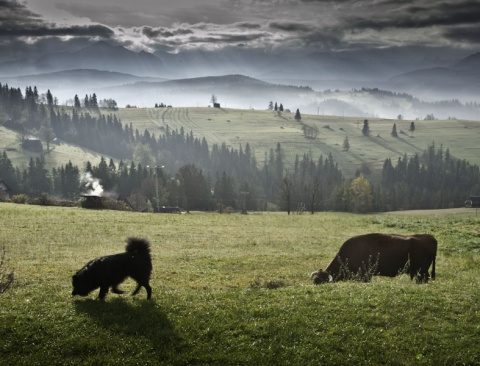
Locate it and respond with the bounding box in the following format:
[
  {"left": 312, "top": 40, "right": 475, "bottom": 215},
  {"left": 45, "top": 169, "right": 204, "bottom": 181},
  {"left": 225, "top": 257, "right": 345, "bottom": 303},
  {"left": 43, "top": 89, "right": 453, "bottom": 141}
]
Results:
[
  {"left": 0, "top": 126, "right": 112, "bottom": 171},
  {"left": 2, "top": 101, "right": 479, "bottom": 180},
  {"left": 116, "top": 107, "right": 480, "bottom": 179}
]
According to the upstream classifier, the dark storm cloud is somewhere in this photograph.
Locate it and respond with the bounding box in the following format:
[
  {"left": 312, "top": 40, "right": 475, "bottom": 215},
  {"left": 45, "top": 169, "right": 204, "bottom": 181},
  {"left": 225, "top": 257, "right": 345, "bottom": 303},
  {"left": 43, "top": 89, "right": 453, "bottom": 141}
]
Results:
[
  {"left": 0, "top": 0, "right": 114, "bottom": 39},
  {"left": 444, "top": 26, "right": 480, "bottom": 44},
  {"left": 348, "top": 0, "right": 480, "bottom": 30},
  {"left": 142, "top": 26, "right": 193, "bottom": 39},
  {"left": 0, "top": 24, "right": 114, "bottom": 38},
  {"left": 236, "top": 22, "right": 262, "bottom": 30},
  {"left": 0, "top": 0, "right": 44, "bottom": 27},
  {"left": 5, "top": 0, "right": 480, "bottom": 54},
  {"left": 269, "top": 21, "right": 313, "bottom": 33},
  {"left": 187, "top": 32, "right": 267, "bottom": 45}
]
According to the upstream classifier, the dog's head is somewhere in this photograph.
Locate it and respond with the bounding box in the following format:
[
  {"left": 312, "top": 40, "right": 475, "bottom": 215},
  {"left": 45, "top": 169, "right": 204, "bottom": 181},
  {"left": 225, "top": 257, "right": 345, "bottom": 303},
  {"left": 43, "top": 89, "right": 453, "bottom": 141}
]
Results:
[{"left": 71, "top": 271, "right": 94, "bottom": 297}]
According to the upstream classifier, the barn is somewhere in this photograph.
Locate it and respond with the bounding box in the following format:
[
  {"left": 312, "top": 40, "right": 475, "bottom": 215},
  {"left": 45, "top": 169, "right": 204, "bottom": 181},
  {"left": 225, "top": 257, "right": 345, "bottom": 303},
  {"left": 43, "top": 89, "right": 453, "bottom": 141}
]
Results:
[{"left": 22, "top": 137, "right": 43, "bottom": 152}]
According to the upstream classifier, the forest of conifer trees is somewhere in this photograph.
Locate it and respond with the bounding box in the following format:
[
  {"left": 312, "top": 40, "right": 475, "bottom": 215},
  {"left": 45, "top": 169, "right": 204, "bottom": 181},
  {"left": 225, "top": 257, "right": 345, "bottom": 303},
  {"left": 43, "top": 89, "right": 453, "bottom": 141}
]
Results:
[{"left": 1, "top": 82, "right": 479, "bottom": 213}]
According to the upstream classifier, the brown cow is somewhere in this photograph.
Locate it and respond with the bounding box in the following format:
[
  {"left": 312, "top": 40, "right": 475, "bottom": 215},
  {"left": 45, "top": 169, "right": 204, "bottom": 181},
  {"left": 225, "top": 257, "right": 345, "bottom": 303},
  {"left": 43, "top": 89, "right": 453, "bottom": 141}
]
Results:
[{"left": 311, "top": 233, "right": 437, "bottom": 284}]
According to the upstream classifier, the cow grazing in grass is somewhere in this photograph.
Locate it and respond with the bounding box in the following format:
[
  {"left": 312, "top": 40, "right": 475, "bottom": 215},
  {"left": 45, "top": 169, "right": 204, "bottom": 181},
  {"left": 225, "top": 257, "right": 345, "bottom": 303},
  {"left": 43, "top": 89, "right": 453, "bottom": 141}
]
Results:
[{"left": 311, "top": 233, "right": 437, "bottom": 284}]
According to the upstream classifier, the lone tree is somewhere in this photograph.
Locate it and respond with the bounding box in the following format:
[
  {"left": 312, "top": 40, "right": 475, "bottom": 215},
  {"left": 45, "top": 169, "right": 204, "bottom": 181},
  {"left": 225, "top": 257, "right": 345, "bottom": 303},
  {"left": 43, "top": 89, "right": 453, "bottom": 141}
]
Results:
[
  {"left": 362, "top": 119, "right": 370, "bottom": 136},
  {"left": 343, "top": 136, "right": 350, "bottom": 151},
  {"left": 391, "top": 123, "right": 398, "bottom": 137},
  {"left": 295, "top": 109, "right": 302, "bottom": 121},
  {"left": 210, "top": 94, "right": 218, "bottom": 105},
  {"left": 409, "top": 121, "right": 416, "bottom": 137}
]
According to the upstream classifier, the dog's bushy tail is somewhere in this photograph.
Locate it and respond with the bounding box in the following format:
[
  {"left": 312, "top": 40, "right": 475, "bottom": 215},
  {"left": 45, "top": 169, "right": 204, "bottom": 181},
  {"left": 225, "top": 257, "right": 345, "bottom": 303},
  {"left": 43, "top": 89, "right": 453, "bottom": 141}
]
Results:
[{"left": 125, "top": 237, "right": 151, "bottom": 256}]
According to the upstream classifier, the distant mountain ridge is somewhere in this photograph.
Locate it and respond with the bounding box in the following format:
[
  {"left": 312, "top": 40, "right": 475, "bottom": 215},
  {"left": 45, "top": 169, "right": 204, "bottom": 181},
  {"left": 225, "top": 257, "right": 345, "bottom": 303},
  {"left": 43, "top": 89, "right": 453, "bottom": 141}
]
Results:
[
  {"left": 389, "top": 52, "right": 480, "bottom": 100},
  {"left": 1, "top": 41, "right": 476, "bottom": 81}
]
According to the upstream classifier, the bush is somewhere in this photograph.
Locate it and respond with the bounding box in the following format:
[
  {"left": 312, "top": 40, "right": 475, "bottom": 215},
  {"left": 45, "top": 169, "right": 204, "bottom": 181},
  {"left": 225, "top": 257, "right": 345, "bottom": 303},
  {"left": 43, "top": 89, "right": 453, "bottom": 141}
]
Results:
[
  {"left": 102, "top": 197, "right": 132, "bottom": 211},
  {"left": 27, "top": 192, "right": 54, "bottom": 206},
  {"left": 11, "top": 194, "right": 29, "bottom": 204}
]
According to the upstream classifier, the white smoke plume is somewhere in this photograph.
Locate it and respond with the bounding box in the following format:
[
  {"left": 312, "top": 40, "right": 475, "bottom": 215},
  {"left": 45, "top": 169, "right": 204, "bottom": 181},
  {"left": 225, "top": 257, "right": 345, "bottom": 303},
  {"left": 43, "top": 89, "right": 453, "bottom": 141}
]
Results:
[{"left": 80, "top": 172, "right": 104, "bottom": 196}]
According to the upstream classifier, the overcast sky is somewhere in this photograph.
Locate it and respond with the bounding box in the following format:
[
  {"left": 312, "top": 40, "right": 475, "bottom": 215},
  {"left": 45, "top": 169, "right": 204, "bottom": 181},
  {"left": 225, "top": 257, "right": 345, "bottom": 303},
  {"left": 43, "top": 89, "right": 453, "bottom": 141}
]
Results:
[{"left": 1, "top": 0, "right": 480, "bottom": 55}]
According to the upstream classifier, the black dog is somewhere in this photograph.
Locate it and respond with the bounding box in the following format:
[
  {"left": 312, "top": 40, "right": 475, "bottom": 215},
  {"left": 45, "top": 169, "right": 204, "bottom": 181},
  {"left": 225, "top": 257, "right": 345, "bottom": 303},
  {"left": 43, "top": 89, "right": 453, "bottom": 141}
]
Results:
[{"left": 72, "top": 237, "right": 152, "bottom": 300}]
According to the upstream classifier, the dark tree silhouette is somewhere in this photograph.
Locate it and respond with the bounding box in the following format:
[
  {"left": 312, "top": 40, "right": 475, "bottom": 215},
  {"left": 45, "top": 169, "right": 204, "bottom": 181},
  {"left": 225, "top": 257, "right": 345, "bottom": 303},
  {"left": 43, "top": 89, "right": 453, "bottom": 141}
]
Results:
[
  {"left": 362, "top": 119, "right": 370, "bottom": 136},
  {"left": 391, "top": 123, "right": 398, "bottom": 137},
  {"left": 295, "top": 109, "right": 301, "bottom": 121}
]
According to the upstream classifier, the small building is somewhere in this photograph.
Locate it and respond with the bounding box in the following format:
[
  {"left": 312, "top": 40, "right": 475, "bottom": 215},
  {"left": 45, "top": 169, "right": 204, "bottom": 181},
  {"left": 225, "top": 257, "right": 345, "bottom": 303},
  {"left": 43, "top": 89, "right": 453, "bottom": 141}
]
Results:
[
  {"left": 467, "top": 196, "right": 480, "bottom": 208},
  {"left": 213, "top": 103, "right": 221, "bottom": 108},
  {"left": 158, "top": 206, "right": 181, "bottom": 213},
  {"left": 80, "top": 194, "right": 103, "bottom": 209},
  {"left": 22, "top": 137, "right": 43, "bottom": 152}
]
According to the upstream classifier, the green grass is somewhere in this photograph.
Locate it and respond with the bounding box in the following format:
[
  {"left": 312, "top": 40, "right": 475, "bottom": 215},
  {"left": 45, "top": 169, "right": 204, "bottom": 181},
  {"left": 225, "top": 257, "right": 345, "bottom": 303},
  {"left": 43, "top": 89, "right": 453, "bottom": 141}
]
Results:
[{"left": 1, "top": 203, "right": 479, "bottom": 365}]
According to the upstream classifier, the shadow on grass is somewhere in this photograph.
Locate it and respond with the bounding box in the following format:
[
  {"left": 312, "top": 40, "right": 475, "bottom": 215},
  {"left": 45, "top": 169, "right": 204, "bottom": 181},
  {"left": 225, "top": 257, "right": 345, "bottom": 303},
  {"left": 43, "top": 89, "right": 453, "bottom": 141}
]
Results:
[{"left": 73, "top": 298, "right": 182, "bottom": 359}]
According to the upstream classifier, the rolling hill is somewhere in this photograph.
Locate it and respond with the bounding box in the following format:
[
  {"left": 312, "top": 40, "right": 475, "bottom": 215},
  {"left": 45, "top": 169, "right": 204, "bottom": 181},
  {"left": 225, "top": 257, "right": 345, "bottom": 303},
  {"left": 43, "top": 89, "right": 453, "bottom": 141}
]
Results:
[
  {"left": 115, "top": 106, "right": 480, "bottom": 179},
  {"left": 1, "top": 106, "right": 479, "bottom": 179},
  {"left": 0, "top": 125, "right": 113, "bottom": 171}
]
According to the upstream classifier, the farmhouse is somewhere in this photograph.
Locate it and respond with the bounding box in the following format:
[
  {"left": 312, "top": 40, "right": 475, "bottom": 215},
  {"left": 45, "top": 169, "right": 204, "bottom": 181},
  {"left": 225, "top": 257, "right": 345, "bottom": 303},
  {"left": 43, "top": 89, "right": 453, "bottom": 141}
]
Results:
[
  {"left": 159, "top": 206, "right": 181, "bottom": 213},
  {"left": 80, "top": 194, "right": 103, "bottom": 209},
  {"left": 22, "top": 137, "right": 43, "bottom": 152}
]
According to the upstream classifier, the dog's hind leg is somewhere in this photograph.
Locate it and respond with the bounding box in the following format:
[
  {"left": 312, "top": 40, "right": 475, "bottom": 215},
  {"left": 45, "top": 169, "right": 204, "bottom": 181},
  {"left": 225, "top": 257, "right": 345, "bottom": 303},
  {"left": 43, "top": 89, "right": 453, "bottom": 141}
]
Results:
[
  {"left": 131, "top": 284, "right": 142, "bottom": 296},
  {"left": 131, "top": 282, "right": 152, "bottom": 300}
]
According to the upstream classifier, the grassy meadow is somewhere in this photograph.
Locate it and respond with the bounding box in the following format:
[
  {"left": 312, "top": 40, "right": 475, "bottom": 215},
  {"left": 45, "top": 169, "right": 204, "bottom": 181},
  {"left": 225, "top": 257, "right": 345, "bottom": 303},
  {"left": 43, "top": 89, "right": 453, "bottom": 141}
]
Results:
[
  {"left": 0, "top": 203, "right": 479, "bottom": 365},
  {"left": 117, "top": 107, "right": 480, "bottom": 177}
]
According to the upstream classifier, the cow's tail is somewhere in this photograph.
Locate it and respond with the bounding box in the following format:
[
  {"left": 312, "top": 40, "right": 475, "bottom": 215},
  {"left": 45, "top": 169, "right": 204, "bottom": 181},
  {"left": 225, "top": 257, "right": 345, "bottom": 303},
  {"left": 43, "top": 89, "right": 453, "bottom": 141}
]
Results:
[{"left": 431, "top": 256, "right": 436, "bottom": 281}]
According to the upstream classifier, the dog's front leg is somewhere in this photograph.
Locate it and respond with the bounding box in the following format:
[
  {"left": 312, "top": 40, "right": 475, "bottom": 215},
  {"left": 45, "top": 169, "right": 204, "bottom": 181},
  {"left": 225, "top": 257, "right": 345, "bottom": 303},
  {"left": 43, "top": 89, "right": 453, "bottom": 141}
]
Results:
[{"left": 98, "top": 285, "right": 109, "bottom": 300}]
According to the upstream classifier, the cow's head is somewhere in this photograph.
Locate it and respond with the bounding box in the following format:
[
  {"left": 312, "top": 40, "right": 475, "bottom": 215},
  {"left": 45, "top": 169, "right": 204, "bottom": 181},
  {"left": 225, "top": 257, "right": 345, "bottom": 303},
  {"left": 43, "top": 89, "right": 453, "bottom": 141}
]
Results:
[{"left": 311, "top": 269, "right": 333, "bottom": 284}]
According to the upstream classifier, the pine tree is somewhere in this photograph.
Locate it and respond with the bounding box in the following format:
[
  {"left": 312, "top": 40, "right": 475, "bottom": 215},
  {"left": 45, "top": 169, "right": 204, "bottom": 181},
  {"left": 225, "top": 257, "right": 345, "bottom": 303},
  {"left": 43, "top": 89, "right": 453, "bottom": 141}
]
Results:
[
  {"left": 409, "top": 122, "right": 416, "bottom": 137},
  {"left": 362, "top": 119, "right": 370, "bottom": 136},
  {"left": 74, "top": 94, "right": 81, "bottom": 109},
  {"left": 391, "top": 123, "right": 398, "bottom": 137},
  {"left": 295, "top": 109, "right": 301, "bottom": 121},
  {"left": 46, "top": 90, "right": 53, "bottom": 106}
]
